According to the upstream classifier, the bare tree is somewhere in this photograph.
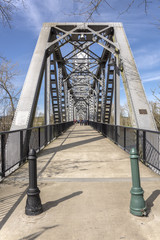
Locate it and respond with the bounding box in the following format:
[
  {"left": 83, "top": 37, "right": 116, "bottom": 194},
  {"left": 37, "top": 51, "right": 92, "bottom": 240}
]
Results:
[
  {"left": 71, "top": 0, "right": 114, "bottom": 21},
  {"left": 0, "top": 1, "right": 25, "bottom": 131},
  {"left": 0, "top": 0, "right": 25, "bottom": 27},
  {"left": 72, "top": 0, "right": 158, "bottom": 22},
  {"left": 150, "top": 88, "right": 160, "bottom": 130},
  {"left": 120, "top": 104, "right": 131, "bottom": 127},
  {"left": 0, "top": 59, "right": 21, "bottom": 122},
  {"left": 119, "top": 0, "right": 151, "bottom": 16}
]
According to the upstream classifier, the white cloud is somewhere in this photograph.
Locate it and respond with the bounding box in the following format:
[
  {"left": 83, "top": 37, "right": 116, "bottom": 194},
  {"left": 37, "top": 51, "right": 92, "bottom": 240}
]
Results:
[
  {"left": 134, "top": 49, "right": 160, "bottom": 70},
  {"left": 142, "top": 74, "right": 160, "bottom": 83},
  {"left": 17, "top": 0, "right": 67, "bottom": 33}
]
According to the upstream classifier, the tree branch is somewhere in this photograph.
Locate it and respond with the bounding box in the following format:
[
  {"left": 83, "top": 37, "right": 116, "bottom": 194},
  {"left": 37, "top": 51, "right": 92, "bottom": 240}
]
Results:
[{"left": 0, "top": 0, "right": 25, "bottom": 27}]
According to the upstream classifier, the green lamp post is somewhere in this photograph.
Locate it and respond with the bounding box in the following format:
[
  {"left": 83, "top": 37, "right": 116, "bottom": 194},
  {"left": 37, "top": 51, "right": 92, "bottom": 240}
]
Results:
[{"left": 130, "top": 148, "right": 147, "bottom": 216}]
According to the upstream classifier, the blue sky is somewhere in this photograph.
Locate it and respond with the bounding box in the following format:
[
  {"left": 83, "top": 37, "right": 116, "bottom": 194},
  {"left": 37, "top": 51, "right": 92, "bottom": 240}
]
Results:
[{"left": 0, "top": 0, "right": 160, "bottom": 112}]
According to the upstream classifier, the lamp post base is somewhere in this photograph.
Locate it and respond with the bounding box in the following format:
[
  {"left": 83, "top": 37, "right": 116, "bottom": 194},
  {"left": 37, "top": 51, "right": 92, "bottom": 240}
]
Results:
[
  {"left": 130, "top": 187, "right": 146, "bottom": 216},
  {"left": 25, "top": 188, "right": 43, "bottom": 216}
]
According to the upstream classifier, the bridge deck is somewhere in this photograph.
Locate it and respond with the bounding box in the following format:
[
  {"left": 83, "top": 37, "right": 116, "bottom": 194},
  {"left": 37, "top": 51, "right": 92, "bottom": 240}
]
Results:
[{"left": 1, "top": 125, "right": 160, "bottom": 239}]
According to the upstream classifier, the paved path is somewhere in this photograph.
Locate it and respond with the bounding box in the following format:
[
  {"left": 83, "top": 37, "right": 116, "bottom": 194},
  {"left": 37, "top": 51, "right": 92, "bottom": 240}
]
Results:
[{"left": 0, "top": 125, "right": 160, "bottom": 240}]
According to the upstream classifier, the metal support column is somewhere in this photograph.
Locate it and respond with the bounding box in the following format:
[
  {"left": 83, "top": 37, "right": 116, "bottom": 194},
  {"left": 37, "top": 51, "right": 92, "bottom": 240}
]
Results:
[
  {"left": 58, "top": 65, "right": 63, "bottom": 123},
  {"left": 45, "top": 56, "right": 50, "bottom": 126},
  {"left": 114, "top": 56, "right": 120, "bottom": 125},
  {"left": 101, "top": 66, "right": 106, "bottom": 123},
  {"left": 64, "top": 81, "right": 68, "bottom": 121}
]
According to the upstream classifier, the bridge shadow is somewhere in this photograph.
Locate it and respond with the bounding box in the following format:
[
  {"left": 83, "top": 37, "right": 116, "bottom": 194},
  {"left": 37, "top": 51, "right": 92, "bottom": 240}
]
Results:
[
  {"left": 18, "top": 225, "right": 59, "bottom": 240},
  {"left": 40, "top": 135, "right": 104, "bottom": 156},
  {"left": 0, "top": 189, "right": 28, "bottom": 230},
  {"left": 146, "top": 190, "right": 160, "bottom": 215},
  {"left": 43, "top": 191, "right": 83, "bottom": 212},
  {"left": 69, "top": 135, "right": 96, "bottom": 138},
  {"left": 0, "top": 192, "right": 25, "bottom": 223}
]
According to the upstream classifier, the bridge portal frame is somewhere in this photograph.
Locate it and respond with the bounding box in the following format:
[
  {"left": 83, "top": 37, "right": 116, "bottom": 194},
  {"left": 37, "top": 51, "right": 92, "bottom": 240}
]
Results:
[{"left": 10, "top": 22, "right": 157, "bottom": 131}]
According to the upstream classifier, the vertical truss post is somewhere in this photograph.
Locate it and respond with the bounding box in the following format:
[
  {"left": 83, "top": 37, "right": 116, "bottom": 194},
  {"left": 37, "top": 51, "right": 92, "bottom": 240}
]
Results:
[
  {"left": 95, "top": 81, "right": 98, "bottom": 122},
  {"left": 73, "top": 104, "right": 75, "bottom": 120},
  {"left": 75, "top": 106, "right": 77, "bottom": 120},
  {"left": 64, "top": 81, "right": 68, "bottom": 122},
  {"left": 89, "top": 94, "right": 93, "bottom": 121},
  {"left": 72, "top": 99, "right": 74, "bottom": 121},
  {"left": 68, "top": 90, "right": 73, "bottom": 121},
  {"left": 101, "top": 66, "right": 106, "bottom": 123},
  {"left": 45, "top": 56, "right": 51, "bottom": 126},
  {"left": 71, "top": 95, "right": 73, "bottom": 121},
  {"left": 115, "top": 55, "right": 120, "bottom": 125},
  {"left": 93, "top": 92, "right": 96, "bottom": 121},
  {"left": 103, "top": 56, "right": 114, "bottom": 124},
  {"left": 58, "top": 65, "right": 62, "bottom": 122},
  {"left": 88, "top": 102, "right": 89, "bottom": 121},
  {"left": 70, "top": 102, "right": 72, "bottom": 121},
  {"left": 45, "top": 56, "right": 51, "bottom": 143},
  {"left": 50, "top": 55, "right": 60, "bottom": 123},
  {"left": 113, "top": 55, "right": 120, "bottom": 125},
  {"left": 68, "top": 90, "right": 71, "bottom": 121}
]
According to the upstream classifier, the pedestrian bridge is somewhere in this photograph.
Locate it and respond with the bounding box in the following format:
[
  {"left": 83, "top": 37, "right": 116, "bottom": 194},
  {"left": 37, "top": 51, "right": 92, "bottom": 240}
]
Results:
[
  {"left": 1, "top": 22, "right": 159, "bottom": 179},
  {"left": 0, "top": 22, "right": 160, "bottom": 238},
  {"left": 0, "top": 124, "right": 160, "bottom": 240}
]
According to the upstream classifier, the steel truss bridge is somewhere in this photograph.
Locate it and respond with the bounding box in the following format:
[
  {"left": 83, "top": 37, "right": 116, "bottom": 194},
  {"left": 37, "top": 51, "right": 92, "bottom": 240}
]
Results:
[
  {"left": 1, "top": 23, "right": 159, "bottom": 178},
  {"left": 11, "top": 22, "right": 157, "bottom": 131}
]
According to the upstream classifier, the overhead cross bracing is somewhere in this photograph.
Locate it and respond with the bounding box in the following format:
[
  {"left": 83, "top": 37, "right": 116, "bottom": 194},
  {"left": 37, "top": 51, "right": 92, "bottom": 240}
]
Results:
[
  {"left": 11, "top": 22, "right": 157, "bottom": 131},
  {"left": 48, "top": 27, "right": 115, "bottom": 124}
]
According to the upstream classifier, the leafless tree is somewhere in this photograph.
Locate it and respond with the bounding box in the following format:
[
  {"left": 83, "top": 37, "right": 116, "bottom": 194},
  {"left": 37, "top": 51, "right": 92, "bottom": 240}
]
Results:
[
  {"left": 119, "top": 0, "right": 151, "bottom": 16},
  {"left": 150, "top": 88, "right": 160, "bottom": 130},
  {"left": 0, "top": 1, "right": 25, "bottom": 131},
  {"left": 72, "top": 0, "right": 158, "bottom": 22},
  {"left": 71, "top": 0, "right": 114, "bottom": 21},
  {"left": 120, "top": 104, "right": 131, "bottom": 127},
  {"left": 0, "top": 59, "right": 21, "bottom": 121},
  {"left": 0, "top": 0, "right": 25, "bottom": 27}
]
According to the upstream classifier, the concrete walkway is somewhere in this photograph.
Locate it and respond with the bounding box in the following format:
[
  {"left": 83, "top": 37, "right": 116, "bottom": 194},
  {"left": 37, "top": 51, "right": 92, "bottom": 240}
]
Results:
[{"left": 0, "top": 125, "right": 160, "bottom": 240}]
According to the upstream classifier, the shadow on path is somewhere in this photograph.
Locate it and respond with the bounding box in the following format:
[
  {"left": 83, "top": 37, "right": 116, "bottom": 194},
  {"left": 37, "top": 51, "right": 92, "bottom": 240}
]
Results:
[
  {"left": 0, "top": 189, "right": 28, "bottom": 230},
  {"left": 43, "top": 191, "right": 83, "bottom": 212},
  {"left": 18, "top": 225, "right": 59, "bottom": 240},
  {"left": 146, "top": 189, "right": 160, "bottom": 215},
  {"left": 0, "top": 192, "right": 24, "bottom": 222},
  {"left": 41, "top": 136, "right": 103, "bottom": 156}
]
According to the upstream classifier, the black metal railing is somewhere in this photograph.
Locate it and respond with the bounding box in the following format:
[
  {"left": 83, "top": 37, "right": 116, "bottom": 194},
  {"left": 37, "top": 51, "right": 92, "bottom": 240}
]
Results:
[
  {"left": 89, "top": 121, "right": 160, "bottom": 172},
  {"left": 0, "top": 122, "right": 73, "bottom": 178}
]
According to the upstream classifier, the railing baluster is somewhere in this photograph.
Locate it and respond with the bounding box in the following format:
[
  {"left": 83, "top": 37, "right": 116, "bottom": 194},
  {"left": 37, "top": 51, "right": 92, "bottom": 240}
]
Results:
[
  {"left": 1, "top": 134, "right": 5, "bottom": 178},
  {"left": 20, "top": 130, "right": 23, "bottom": 163},
  {"left": 143, "top": 131, "right": 146, "bottom": 164},
  {"left": 38, "top": 127, "right": 41, "bottom": 151},
  {"left": 115, "top": 125, "right": 118, "bottom": 144},
  {"left": 45, "top": 125, "right": 47, "bottom": 146},
  {"left": 136, "top": 130, "right": 139, "bottom": 153},
  {"left": 124, "top": 127, "right": 126, "bottom": 150},
  {"left": 106, "top": 124, "right": 108, "bottom": 137}
]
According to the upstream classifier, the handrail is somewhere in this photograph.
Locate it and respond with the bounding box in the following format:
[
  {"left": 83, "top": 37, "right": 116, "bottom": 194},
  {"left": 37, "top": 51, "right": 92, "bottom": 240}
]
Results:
[
  {"left": 101, "top": 123, "right": 160, "bottom": 135},
  {"left": 89, "top": 121, "right": 160, "bottom": 173},
  {"left": 0, "top": 121, "right": 73, "bottom": 179},
  {"left": 0, "top": 122, "right": 72, "bottom": 135}
]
